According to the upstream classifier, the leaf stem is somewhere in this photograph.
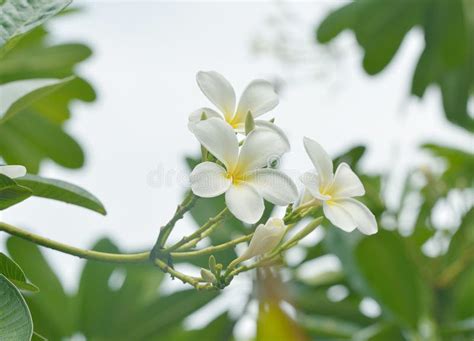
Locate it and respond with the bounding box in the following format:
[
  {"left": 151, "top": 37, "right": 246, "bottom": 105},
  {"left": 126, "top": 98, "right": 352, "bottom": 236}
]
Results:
[{"left": 0, "top": 222, "right": 149, "bottom": 263}]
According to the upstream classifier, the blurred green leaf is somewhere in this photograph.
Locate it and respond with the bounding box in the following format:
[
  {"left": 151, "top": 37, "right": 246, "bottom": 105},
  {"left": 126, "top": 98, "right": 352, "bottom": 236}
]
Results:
[
  {"left": 353, "top": 322, "right": 404, "bottom": 341},
  {"left": 451, "top": 265, "right": 474, "bottom": 321},
  {"left": 292, "top": 283, "right": 372, "bottom": 326},
  {"left": 355, "top": 230, "right": 430, "bottom": 329},
  {"left": 444, "top": 209, "right": 474, "bottom": 268},
  {"left": 333, "top": 145, "right": 366, "bottom": 171},
  {"left": 7, "top": 237, "right": 75, "bottom": 340},
  {"left": 0, "top": 252, "right": 38, "bottom": 292},
  {"left": 317, "top": 0, "right": 474, "bottom": 131},
  {"left": 0, "top": 174, "right": 32, "bottom": 210},
  {"left": 0, "top": 274, "right": 33, "bottom": 341},
  {"left": 0, "top": 15, "right": 95, "bottom": 173},
  {"left": 16, "top": 174, "right": 107, "bottom": 215},
  {"left": 164, "top": 313, "right": 235, "bottom": 341},
  {"left": 0, "top": 77, "right": 72, "bottom": 119},
  {"left": 422, "top": 143, "right": 474, "bottom": 189},
  {"left": 0, "top": 110, "right": 84, "bottom": 173},
  {"left": 75, "top": 238, "right": 164, "bottom": 339},
  {"left": 124, "top": 289, "right": 219, "bottom": 340},
  {"left": 0, "top": 0, "right": 72, "bottom": 48},
  {"left": 299, "top": 313, "right": 359, "bottom": 339},
  {"left": 31, "top": 331, "right": 47, "bottom": 341}
]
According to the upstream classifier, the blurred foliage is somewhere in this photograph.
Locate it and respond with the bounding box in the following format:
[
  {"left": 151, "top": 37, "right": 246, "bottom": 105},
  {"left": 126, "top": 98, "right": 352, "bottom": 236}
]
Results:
[
  {"left": 317, "top": 0, "right": 474, "bottom": 132},
  {"left": 0, "top": 1, "right": 473, "bottom": 340},
  {"left": 287, "top": 143, "right": 474, "bottom": 340},
  {"left": 0, "top": 0, "right": 72, "bottom": 47},
  {"left": 0, "top": 10, "right": 96, "bottom": 173},
  {"left": 6, "top": 237, "right": 225, "bottom": 340}
]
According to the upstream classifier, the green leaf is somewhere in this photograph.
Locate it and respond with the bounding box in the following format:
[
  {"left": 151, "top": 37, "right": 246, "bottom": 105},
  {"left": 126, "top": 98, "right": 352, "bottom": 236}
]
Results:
[
  {"left": 300, "top": 313, "right": 360, "bottom": 339},
  {"left": 316, "top": 0, "right": 474, "bottom": 132},
  {"left": 355, "top": 230, "right": 430, "bottom": 329},
  {"left": 0, "top": 174, "right": 32, "bottom": 209},
  {"left": 333, "top": 145, "right": 366, "bottom": 171},
  {"left": 75, "top": 239, "right": 164, "bottom": 339},
  {"left": 0, "top": 15, "right": 95, "bottom": 173},
  {"left": 422, "top": 143, "right": 474, "bottom": 189},
  {"left": 0, "top": 253, "right": 38, "bottom": 292},
  {"left": 353, "top": 322, "right": 404, "bottom": 341},
  {"left": 31, "top": 331, "right": 47, "bottom": 341},
  {"left": 6, "top": 237, "right": 75, "bottom": 340},
  {"left": 0, "top": 0, "right": 72, "bottom": 47},
  {"left": 452, "top": 265, "right": 474, "bottom": 321},
  {"left": 162, "top": 313, "right": 235, "bottom": 341},
  {"left": 0, "top": 44, "right": 92, "bottom": 83},
  {"left": 444, "top": 209, "right": 474, "bottom": 268},
  {"left": 0, "top": 110, "right": 85, "bottom": 173},
  {"left": 0, "top": 77, "right": 74, "bottom": 121},
  {"left": 16, "top": 174, "right": 107, "bottom": 215},
  {"left": 0, "top": 274, "right": 33, "bottom": 341},
  {"left": 292, "top": 282, "right": 372, "bottom": 326},
  {"left": 124, "top": 289, "right": 219, "bottom": 340}
]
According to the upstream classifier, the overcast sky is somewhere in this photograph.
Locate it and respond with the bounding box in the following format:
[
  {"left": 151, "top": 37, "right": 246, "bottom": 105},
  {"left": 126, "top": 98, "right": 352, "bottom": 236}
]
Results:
[{"left": 2, "top": 2, "right": 473, "bottom": 326}]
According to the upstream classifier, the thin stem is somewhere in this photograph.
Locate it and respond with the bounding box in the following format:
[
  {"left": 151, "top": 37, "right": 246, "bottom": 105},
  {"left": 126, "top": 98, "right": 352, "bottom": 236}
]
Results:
[
  {"left": 152, "top": 257, "right": 214, "bottom": 290},
  {"left": 164, "top": 208, "right": 229, "bottom": 253},
  {"left": 172, "top": 233, "right": 253, "bottom": 259},
  {"left": 177, "top": 216, "right": 225, "bottom": 251},
  {"left": 228, "top": 254, "right": 282, "bottom": 278},
  {"left": 150, "top": 192, "right": 197, "bottom": 258},
  {"left": 0, "top": 222, "right": 149, "bottom": 263}
]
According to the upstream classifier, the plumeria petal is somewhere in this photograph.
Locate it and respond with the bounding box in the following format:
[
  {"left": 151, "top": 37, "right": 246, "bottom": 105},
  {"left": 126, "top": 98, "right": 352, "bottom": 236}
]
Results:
[
  {"left": 233, "top": 79, "right": 279, "bottom": 123},
  {"left": 323, "top": 201, "right": 357, "bottom": 232},
  {"left": 255, "top": 120, "right": 290, "bottom": 150},
  {"left": 196, "top": 71, "right": 236, "bottom": 120},
  {"left": 303, "top": 137, "right": 333, "bottom": 189},
  {"left": 225, "top": 182, "right": 264, "bottom": 224},
  {"left": 236, "top": 127, "right": 290, "bottom": 174},
  {"left": 246, "top": 169, "right": 298, "bottom": 206},
  {"left": 190, "top": 117, "right": 239, "bottom": 170},
  {"left": 240, "top": 218, "right": 285, "bottom": 260},
  {"left": 295, "top": 188, "right": 316, "bottom": 208},
  {"left": 188, "top": 107, "right": 222, "bottom": 125},
  {"left": 335, "top": 198, "right": 377, "bottom": 235},
  {"left": 330, "top": 163, "right": 365, "bottom": 199},
  {"left": 299, "top": 172, "right": 331, "bottom": 201},
  {"left": 0, "top": 165, "right": 27, "bottom": 179},
  {"left": 190, "top": 162, "right": 231, "bottom": 198}
]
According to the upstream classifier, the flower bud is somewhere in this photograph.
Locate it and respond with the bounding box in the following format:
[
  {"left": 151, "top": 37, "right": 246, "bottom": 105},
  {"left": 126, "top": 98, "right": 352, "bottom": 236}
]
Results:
[
  {"left": 245, "top": 111, "right": 255, "bottom": 135},
  {"left": 240, "top": 218, "right": 286, "bottom": 261},
  {"left": 200, "top": 268, "right": 216, "bottom": 283}
]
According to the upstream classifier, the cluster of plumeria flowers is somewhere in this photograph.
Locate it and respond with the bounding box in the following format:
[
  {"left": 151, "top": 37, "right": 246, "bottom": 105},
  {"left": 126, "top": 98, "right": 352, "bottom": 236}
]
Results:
[
  {"left": 160, "top": 70, "right": 377, "bottom": 289},
  {"left": 0, "top": 71, "right": 377, "bottom": 291}
]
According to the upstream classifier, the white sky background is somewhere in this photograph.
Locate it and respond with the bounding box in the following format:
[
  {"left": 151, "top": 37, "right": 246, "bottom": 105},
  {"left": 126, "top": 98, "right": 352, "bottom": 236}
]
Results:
[{"left": 2, "top": 0, "right": 473, "bottom": 334}]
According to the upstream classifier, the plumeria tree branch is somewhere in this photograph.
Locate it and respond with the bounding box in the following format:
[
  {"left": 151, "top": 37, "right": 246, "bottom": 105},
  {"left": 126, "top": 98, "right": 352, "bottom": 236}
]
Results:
[
  {"left": 0, "top": 71, "right": 379, "bottom": 292},
  {"left": 0, "top": 222, "right": 149, "bottom": 263},
  {"left": 150, "top": 191, "right": 197, "bottom": 259}
]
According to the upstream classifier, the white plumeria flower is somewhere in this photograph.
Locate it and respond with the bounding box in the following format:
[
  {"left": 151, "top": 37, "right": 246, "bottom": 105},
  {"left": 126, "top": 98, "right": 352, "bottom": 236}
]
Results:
[
  {"left": 189, "top": 117, "right": 298, "bottom": 224},
  {"left": 239, "top": 218, "right": 286, "bottom": 261},
  {"left": 300, "top": 137, "right": 377, "bottom": 235},
  {"left": 189, "top": 71, "right": 287, "bottom": 142},
  {"left": 0, "top": 165, "right": 27, "bottom": 179}
]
